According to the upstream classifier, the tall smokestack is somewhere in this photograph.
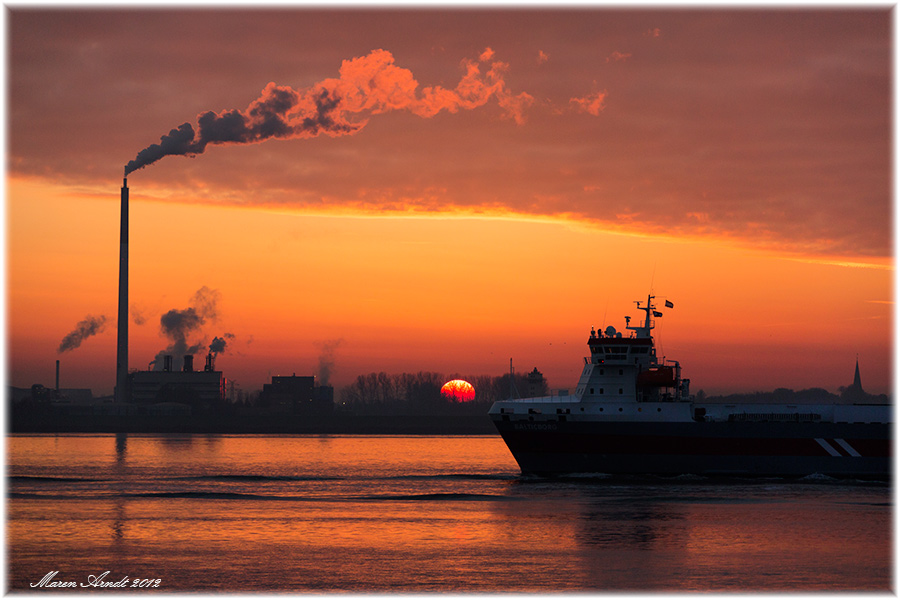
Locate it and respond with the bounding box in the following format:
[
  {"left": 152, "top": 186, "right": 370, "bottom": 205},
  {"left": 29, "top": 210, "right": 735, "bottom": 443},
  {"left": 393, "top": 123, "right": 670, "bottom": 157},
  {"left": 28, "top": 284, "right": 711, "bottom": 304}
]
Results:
[
  {"left": 55, "top": 360, "right": 60, "bottom": 392},
  {"left": 115, "top": 176, "right": 128, "bottom": 402}
]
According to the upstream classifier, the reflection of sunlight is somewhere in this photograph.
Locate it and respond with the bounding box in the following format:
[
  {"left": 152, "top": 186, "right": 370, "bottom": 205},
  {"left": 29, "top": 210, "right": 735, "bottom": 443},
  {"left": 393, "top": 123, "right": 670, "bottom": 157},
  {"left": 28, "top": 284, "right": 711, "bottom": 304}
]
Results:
[{"left": 111, "top": 498, "right": 126, "bottom": 543}]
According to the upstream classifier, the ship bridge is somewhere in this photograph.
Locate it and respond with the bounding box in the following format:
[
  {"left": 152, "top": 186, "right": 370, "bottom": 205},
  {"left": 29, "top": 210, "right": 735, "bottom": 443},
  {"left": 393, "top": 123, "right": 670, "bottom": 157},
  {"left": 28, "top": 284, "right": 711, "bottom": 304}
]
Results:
[
  {"left": 575, "top": 295, "right": 687, "bottom": 403},
  {"left": 587, "top": 335, "right": 656, "bottom": 366}
]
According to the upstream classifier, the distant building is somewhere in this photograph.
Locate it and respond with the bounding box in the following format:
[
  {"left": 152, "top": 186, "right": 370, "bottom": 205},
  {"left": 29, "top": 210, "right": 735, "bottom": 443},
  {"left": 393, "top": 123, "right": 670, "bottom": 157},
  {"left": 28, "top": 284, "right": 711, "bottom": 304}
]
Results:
[
  {"left": 259, "top": 375, "right": 334, "bottom": 415},
  {"left": 526, "top": 367, "right": 546, "bottom": 398},
  {"left": 841, "top": 358, "right": 866, "bottom": 403}
]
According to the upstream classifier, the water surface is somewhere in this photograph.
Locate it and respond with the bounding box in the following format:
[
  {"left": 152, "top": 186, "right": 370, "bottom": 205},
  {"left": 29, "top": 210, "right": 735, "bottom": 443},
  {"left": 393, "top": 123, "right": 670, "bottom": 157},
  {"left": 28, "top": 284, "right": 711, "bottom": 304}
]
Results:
[{"left": 7, "top": 434, "right": 892, "bottom": 592}]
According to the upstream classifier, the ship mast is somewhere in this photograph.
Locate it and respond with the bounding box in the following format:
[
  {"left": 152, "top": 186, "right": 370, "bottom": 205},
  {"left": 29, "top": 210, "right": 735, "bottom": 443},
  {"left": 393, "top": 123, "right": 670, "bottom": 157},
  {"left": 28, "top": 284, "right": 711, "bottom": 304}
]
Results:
[{"left": 626, "top": 294, "right": 656, "bottom": 339}]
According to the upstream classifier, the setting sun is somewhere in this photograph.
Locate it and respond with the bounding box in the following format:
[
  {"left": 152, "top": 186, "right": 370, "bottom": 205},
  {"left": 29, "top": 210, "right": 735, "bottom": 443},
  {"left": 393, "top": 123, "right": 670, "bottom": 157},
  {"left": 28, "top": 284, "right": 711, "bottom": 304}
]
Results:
[{"left": 441, "top": 379, "right": 476, "bottom": 402}]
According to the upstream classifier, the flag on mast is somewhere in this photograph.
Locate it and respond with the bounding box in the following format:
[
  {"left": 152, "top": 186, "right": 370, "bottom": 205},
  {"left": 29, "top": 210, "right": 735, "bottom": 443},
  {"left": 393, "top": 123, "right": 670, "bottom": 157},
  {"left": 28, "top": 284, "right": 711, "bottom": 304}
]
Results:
[{"left": 665, "top": 300, "right": 674, "bottom": 308}]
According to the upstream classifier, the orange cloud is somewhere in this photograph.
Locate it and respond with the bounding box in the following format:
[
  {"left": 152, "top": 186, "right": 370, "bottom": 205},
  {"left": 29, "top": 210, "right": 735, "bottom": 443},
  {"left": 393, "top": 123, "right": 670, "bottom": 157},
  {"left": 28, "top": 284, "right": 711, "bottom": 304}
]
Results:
[
  {"left": 569, "top": 91, "right": 607, "bottom": 116},
  {"left": 606, "top": 51, "right": 632, "bottom": 63}
]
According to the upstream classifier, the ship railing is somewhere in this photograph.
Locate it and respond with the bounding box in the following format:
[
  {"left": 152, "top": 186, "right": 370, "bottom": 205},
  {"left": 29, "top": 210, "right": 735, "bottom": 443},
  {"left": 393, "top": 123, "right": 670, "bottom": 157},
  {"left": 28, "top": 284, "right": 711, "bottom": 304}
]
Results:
[
  {"left": 727, "top": 412, "right": 822, "bottom": 423},
  {"left": 501, "top": 394, "right": 578, "bottom": 404}
]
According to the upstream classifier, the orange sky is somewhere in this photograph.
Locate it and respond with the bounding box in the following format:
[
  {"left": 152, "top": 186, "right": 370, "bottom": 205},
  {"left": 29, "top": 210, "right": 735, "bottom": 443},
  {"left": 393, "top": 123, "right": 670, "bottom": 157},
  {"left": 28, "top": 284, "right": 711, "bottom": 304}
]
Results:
[{"left": 6, "top": 7, "right": 893, "bottom": 396}]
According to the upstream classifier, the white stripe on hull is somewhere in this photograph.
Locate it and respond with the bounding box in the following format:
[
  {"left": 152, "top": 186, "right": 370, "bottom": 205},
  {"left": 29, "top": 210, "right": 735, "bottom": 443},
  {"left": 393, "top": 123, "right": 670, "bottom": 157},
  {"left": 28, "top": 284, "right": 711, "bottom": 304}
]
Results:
[
  {"left": 814, "top": 438, "right": 841, "bottom": 457},
  {"left": 834, "top": 438, "right": 862, "bottom": 457}
]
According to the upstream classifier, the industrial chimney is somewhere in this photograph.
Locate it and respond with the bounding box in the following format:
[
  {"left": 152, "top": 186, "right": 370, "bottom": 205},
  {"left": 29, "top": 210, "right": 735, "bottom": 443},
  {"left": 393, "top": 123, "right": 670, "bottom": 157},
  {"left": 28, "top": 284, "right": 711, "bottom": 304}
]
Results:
[
  {"left": 183, "top": 354, "right": 194, "bottom": 372},
  {"left": 55, "top": 359, "right": 60, "bottom": 392},
  {"left": 115, "top": 176, "right": 129, "bottom": 402}
]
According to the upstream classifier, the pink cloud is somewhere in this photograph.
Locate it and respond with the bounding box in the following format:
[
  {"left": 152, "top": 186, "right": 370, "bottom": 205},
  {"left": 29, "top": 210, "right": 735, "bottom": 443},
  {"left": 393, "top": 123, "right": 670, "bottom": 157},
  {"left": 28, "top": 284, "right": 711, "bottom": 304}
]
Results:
[{"left": 569, "top": 91, "right": 607, "bottom": 116}]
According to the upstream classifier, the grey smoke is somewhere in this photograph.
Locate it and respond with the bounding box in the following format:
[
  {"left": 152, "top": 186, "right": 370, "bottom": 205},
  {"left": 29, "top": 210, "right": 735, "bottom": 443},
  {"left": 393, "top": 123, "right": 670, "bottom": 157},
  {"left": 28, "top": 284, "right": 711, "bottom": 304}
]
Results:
[
  {"left": 149, "top": 287, "right": 220, "bottom": 370},
  {"left": 58, "top": 315, "right": 108, "bottom": 353},
  {"left": 131, "top": 305, "right": 147, "bottom": 326},
  {"left": 124, "top": 122, "right": 197, "bottom": 175},
  {"left": 124, "top": 86, "right": 355, "bottom": 175},
  {"left": 209, "top": 333, "right": 235, "bottom": 356},
  {"left": 316, "top": 338, "right": 344, "bottom": 387}
]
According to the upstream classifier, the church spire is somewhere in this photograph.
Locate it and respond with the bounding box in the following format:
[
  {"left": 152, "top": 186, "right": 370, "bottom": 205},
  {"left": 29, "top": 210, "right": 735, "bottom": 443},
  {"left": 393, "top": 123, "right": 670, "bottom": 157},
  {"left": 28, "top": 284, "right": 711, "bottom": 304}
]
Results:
[{"left": 852, "top": 357, "right": 862, "bottom": 391}]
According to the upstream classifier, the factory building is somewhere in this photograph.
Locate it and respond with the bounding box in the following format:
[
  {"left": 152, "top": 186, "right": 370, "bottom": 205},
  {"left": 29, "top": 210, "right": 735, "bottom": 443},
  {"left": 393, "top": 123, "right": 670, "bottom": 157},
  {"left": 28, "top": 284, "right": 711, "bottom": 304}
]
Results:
[
  {"left": 258, "top": 375, "right": 334, "bottom": 415},
  {"left": 130, "top": 353, "right": 225, "bottom": 411}
]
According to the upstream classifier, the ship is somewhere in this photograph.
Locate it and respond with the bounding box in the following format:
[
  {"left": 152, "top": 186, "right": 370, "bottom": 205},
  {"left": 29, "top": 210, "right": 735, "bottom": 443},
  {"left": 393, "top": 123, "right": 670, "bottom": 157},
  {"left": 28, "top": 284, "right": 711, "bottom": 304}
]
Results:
[{"left": 489, "top": 295, "right": 891, "bottom": 478}]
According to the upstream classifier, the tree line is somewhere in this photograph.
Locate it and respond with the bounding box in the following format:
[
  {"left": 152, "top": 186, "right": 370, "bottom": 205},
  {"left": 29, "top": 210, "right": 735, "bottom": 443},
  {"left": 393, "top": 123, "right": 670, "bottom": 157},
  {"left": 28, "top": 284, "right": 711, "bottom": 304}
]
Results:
[{"left": 338, "top": 370, "right": 549, "bottom": 415}]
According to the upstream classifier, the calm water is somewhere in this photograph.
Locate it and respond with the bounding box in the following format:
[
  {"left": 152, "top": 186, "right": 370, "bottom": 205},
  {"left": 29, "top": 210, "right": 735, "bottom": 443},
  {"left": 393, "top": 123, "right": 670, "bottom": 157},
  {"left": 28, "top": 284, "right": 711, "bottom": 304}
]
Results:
[{"left": 7, "top": 433, "right": 892, "bottom": 592}]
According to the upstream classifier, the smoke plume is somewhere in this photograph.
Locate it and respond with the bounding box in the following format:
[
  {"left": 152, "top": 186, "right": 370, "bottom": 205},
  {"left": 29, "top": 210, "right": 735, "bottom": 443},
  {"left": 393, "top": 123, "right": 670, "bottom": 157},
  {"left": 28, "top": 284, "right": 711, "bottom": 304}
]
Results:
[
  {"left": 131, "top": 305, "right": 147, "bottom": 326},
  {"left": 124, "top": 48, "right": 532, "bottom": 175},
  {"left": 316, "top": 338, "right": 343, "bottom": 387},
  {"left": 209, "top": 332, "right": 235, "bottom": 356},
  {"left": 58, "top": 315, "right": 108, "bottom": 353},
  {"left": 150, "top": 286, "right": 220, "bottom": 370}
]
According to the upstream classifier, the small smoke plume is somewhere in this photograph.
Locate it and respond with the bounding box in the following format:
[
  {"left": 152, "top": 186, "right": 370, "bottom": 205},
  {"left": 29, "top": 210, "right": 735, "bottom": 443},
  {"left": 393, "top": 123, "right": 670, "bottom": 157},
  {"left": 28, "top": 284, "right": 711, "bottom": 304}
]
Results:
[
  {"left": 150, "top": 287, "right": 220, "bottom": 370},
  {"left": 131, "top": 305, "right": 147, "bottom": 326},
  {"left": 209, "top": 332, "right": 235, "bottom": 356},
  {"left": 124, "top": 48, "right": 532, "bottom": 175},
  {"left": 58, "top": 315, "right": 108, "bottom": 353},
  {"left": 316, "top": 338, "right": 343, "bottom": 387}
]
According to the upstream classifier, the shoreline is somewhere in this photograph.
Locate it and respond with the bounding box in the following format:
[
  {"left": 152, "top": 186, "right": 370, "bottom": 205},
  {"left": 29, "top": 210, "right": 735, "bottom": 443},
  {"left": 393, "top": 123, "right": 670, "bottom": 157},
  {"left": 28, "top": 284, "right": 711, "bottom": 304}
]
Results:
[{"left": 8, "top": 414, "right": 498, "bottom": 435}]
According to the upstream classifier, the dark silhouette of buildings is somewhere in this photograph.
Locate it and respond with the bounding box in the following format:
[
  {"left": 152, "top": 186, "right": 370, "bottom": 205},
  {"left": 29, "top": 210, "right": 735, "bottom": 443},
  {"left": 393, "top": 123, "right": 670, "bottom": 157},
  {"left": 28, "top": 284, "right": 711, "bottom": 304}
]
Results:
[
  {"left": 526, "top": 367, "right": 546, "bottom": 398},
  {"left": 129, "top": 353, "right": 225, "bottom": 413},
  {"left": 841, "top": 358, "right": 867, "bottom": 402},
  {"left": 258, "top": 375, "right": 334, "bottom": 415}
]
